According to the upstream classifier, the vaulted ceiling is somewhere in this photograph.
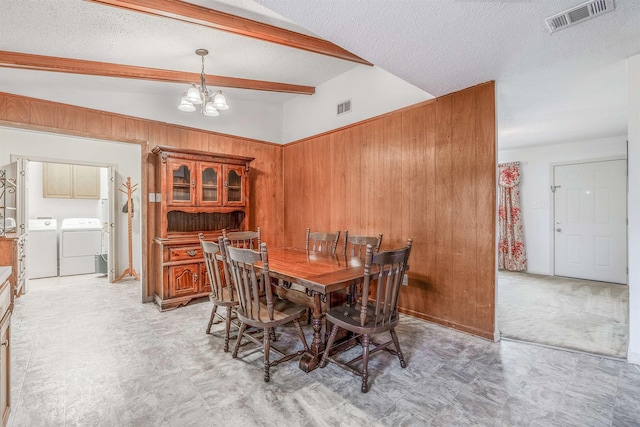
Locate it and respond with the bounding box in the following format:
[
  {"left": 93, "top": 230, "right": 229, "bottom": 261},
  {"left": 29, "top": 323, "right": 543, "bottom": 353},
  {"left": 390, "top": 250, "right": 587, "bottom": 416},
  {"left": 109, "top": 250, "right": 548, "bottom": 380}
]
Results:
[{"left": 1, "top": 0, "right": 639, "bottom": 149}]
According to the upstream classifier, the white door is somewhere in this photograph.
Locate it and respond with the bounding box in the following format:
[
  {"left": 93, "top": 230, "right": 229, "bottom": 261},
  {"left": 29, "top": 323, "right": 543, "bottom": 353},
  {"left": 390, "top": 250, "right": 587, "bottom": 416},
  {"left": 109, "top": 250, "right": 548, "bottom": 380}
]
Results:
[{"left": 553, "top": 160, "right": 627, "bottom": 284}]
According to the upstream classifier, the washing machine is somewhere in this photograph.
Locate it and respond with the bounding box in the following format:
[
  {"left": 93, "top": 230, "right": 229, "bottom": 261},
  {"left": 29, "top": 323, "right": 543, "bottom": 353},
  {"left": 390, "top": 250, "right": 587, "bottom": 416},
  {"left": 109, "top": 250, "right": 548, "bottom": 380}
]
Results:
[
  {"left": 27, "top": 219, "right": 58, "bottom": 279},
  {"left": 59, "top": 218, "right": 102, "bottom": 276}
]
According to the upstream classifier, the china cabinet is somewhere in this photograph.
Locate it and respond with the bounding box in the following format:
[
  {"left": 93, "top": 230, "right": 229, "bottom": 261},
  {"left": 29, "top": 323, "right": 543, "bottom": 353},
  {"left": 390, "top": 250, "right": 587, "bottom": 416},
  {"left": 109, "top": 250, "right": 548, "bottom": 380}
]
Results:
[{"left": 152, "top": 146, "right": 253, "bottom": 310}]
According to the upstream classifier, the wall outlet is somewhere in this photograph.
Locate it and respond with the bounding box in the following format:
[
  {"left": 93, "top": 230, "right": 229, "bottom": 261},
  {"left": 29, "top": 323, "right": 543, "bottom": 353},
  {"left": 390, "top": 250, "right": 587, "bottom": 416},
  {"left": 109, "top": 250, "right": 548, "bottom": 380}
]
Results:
[{"left": 402, "top": 274, "right": 409, "bottom": 286}]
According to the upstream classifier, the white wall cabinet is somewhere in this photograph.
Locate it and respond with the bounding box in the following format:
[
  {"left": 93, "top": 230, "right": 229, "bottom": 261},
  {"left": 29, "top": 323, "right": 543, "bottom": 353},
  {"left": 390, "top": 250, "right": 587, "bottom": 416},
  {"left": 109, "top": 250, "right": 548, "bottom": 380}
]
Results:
[{"left": 43, "top": 163, "right": 100, "bottom": 199}]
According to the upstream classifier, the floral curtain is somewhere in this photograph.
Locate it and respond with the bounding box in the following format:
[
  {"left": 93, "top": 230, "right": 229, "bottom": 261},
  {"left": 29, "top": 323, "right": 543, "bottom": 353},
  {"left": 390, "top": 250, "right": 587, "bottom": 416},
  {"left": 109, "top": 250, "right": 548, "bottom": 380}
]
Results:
[{"left": 498, "top": 162, "right": 526, "bottom": 271}]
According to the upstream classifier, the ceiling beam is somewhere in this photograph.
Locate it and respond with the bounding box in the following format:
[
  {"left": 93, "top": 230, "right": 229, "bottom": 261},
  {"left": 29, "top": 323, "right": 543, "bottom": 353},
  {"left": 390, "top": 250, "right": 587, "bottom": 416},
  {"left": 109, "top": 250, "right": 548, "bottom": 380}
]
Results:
[
  {"left": 84, "top": 0, "right": 372, "bottom": 66},
  {"left": 0, "top": 51, "right": 315, "bottom": 95}
]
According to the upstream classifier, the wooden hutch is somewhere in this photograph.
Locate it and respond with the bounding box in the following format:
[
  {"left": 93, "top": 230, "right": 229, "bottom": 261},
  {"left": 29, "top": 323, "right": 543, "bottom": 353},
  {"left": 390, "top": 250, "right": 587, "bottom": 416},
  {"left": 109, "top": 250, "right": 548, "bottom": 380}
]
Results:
[{"left": 152, "top": 146, "right": 254, "bottom": 311}]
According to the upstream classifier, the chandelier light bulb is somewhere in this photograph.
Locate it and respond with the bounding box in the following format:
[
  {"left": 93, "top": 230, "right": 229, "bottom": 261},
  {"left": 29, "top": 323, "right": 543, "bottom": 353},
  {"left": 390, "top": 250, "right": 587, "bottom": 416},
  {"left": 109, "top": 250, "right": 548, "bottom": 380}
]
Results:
[
  {"left": 204, "top": 101, "right": 219, "bottom": 116},
  {"left": 186, "top": 84, "right": 203, "bottom": 105},
  {"left": 212, "top": 90, "right": 229, "bottom": 110},
  {"left": 178, "top": 95, "right": 196, "bottom": 112}
]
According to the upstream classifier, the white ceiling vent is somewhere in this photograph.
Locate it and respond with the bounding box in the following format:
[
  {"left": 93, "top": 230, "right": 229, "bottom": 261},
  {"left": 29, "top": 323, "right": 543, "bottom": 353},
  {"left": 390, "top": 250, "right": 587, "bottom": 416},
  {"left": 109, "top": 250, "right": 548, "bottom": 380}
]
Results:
[
  {"left": 337, "top": 99, "right": 351, "bottom": 116},
  {"left": 545, "top": 0, "right": 615, "bottom": 33}
]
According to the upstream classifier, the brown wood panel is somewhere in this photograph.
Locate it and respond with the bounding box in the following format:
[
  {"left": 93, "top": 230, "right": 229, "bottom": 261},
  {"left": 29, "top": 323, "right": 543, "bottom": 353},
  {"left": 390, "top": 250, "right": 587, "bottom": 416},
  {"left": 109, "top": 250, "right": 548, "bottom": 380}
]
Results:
[
  {"left": 5, "top": 97, "right": 29, "bottom": 124},
  {"left": 111, "top": 116, "right": 127, "bottom": 140},
  {"left": 72, "top": 108, "right": 88, "bottom": 134},
  {"left": 29, "top": 100, "right": 59, "bottom": 128},
  {"left": 450, "top": 88, "right": 477, "bottom": 327},
  {"left": 0, "top": 96, "right": 6, "bottom": 120},
  {"left": 474, "top": 82, "right": 497, "bottom": 332},
  {"left": 282, "top": 82, "right": 496, "bottom": 339},
  {"left": 433, "top": 95, "right": 453, "bottom": 321},
  {"left": 85, "top": 111, "right": 104, "bottom": 135},
  {"left": 346, "top": 126, "right": 362, "bottom": 233}
]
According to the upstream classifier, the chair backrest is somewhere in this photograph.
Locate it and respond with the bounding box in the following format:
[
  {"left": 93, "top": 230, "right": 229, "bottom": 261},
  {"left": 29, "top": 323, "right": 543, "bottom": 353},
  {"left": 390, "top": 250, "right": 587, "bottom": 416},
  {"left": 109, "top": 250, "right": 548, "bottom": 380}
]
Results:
[
  {"left": 223, "top": 227, "right": 261, "bottom": 249},
  {"left": 305, "top": 228, "right": 340, "bottom": 254},
  {"left": 225, "top": 240, "right": 274, "bottom": 323},
  {"left": 342, "top": 231, "right": 383, "bottom": 258},
  {"left": 359, "top": 239, "right": 412, "bottom": 328},
  {"left": 199, "top": 234, "right": 234, "bottom": 303}
]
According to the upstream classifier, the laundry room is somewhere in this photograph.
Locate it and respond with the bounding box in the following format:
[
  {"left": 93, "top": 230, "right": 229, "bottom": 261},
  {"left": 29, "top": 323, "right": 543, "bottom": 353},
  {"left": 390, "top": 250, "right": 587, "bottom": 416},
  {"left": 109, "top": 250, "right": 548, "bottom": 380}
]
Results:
[{"left": 27, "top": 161, "right": 110, "bottom": 280}]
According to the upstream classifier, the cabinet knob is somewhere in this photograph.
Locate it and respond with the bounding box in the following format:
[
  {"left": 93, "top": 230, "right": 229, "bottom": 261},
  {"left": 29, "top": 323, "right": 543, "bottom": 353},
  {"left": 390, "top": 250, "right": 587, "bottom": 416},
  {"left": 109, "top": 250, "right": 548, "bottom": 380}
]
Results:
[
  {"left": 186, "top": 250, "right": 197, "bottom": 257},
  {"left": 191, "top": 180, "right": 196, "bottom": 188}
]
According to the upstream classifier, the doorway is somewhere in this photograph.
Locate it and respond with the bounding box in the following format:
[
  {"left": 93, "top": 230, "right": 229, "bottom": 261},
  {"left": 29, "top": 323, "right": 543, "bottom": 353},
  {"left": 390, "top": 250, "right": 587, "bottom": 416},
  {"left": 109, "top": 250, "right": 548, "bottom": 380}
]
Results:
[
  {"left": 24, "top": 160, "right": 116, "bottom": 284},
  {"left": 553, "top": 159, "right": 627, "bottom": 284}
]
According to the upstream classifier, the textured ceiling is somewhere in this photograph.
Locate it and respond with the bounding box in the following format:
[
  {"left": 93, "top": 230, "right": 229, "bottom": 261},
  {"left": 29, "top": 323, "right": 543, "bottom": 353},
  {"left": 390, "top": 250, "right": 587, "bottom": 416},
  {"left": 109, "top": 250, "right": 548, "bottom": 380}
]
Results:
[
  {"left": 259, "top": 0, "right": 640, "bottom": 149},
  {"left": 1, "top": 1, "right": 639, "bottom": 149}
]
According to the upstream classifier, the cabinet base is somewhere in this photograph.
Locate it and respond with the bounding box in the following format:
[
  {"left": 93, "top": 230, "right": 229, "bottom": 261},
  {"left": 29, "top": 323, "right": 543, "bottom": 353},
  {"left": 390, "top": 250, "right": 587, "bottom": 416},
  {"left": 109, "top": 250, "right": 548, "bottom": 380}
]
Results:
[{"left": 154, "top": 293, "right": 209, "bottom": 311}]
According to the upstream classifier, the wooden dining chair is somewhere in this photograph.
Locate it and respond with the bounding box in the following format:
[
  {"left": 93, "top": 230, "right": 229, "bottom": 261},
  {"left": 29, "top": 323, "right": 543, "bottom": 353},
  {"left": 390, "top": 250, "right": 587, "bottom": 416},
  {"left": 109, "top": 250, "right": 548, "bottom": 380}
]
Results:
[
  {"left": 319, "top": 239, "right": 413, "bottom": 393},
  {"left": 199, "top": 234, "right": 239, "bottom": 352},
  {"left": 226, "top": 241, "right": 309, "bottom": 382},
  {"left": 305, "top": 228, "right": 340, "bottom": 254},
  {"left": 342, "top": 231, "right": 383, "bottom": 257},
  {"left": 223, "top": 227, "right": 261, "bottom": 249}
]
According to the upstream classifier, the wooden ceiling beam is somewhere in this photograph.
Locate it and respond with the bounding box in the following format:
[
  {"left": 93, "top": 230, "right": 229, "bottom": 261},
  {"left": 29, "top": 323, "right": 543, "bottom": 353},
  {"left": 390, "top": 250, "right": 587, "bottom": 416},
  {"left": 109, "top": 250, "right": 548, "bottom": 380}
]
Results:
[
  {"left": 0, "top": 51, "right": 315, "bottom": 95},
  {"left": 85, "top": 0, "right": 372, "bottom": 66}
]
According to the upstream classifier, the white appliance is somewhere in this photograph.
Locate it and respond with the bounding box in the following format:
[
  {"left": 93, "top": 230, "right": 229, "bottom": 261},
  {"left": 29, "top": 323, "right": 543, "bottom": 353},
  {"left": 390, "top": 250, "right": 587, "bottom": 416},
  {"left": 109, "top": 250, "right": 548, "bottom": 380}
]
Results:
[
  {"left": 59, "top": 218, "right": 102, "bottom": 276},
  {"left": 27, "top": 219, "right": 58, "bottom": 279}
]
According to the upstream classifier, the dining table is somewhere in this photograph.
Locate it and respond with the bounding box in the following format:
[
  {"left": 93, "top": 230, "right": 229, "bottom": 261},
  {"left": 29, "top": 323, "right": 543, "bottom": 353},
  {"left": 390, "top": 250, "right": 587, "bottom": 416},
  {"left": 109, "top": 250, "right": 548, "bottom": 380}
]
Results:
[{"left": 257, "top": 247, "right": 367, "bottom": 372}]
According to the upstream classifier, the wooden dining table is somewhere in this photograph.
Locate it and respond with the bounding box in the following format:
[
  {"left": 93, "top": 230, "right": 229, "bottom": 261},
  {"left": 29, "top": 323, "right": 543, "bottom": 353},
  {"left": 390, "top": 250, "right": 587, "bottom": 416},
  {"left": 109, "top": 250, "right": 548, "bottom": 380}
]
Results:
[{"left": 257, "top": 247, "right": 366, "bottom": 372}]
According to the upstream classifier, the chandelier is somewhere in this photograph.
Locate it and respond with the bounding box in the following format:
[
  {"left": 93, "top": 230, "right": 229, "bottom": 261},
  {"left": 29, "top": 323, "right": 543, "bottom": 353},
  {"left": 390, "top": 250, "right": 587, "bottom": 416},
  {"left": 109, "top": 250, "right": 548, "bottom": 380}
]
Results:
[{"left": 178, "top": 49, "right": 229, "bottom": 117}]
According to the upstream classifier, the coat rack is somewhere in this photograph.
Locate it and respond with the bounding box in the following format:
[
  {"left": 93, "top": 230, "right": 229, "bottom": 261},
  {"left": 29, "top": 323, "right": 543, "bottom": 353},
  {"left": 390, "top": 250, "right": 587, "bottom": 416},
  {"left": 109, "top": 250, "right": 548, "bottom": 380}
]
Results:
[{"left": 114, "top": 177, "right": 140, "bottom": 282}]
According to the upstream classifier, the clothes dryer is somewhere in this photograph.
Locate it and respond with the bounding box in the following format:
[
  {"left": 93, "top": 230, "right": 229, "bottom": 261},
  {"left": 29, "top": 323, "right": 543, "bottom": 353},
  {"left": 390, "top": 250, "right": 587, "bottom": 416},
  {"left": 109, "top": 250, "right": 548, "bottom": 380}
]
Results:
[{"left": 59, "top": 218, "right": 102, "bottom": 276}]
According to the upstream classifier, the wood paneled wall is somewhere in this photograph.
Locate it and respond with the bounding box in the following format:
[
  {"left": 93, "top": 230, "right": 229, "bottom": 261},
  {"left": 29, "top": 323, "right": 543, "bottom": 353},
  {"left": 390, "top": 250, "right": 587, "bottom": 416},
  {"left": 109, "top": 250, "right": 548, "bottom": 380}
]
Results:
[
  {"left": 282, "top": 82, "right": 496, "bottom": 338},
  {"left": 0, "top": 92, "right": 284, "bottom": 302}
]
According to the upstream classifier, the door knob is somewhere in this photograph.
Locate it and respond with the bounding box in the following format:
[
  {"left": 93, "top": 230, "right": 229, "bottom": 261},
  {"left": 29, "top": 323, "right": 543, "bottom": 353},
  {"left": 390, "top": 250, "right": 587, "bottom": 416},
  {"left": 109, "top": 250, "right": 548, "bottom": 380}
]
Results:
[{"left": 555, "top": 228, "right": 562, "bottom": 232}]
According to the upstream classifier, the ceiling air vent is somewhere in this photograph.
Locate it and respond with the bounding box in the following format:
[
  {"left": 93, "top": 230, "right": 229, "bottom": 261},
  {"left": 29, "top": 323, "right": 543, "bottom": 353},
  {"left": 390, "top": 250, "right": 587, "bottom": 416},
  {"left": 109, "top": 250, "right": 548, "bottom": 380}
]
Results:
[
  {"left": 337, "top": 99, "right": 351, "bottom": 116},
  {"left": 545, "top": 0, "right": 615, "bottom": 33}
]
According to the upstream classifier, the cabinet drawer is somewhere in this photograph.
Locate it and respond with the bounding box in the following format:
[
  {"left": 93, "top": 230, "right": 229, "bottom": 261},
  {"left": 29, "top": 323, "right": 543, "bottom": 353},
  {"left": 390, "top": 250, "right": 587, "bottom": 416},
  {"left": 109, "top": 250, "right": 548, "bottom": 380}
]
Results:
[
  {"left": 0, "top": 280, "right": 11, "bottom": 319},
  {"left": 167, "top": 246, "right": 203, "bottom": 262}
]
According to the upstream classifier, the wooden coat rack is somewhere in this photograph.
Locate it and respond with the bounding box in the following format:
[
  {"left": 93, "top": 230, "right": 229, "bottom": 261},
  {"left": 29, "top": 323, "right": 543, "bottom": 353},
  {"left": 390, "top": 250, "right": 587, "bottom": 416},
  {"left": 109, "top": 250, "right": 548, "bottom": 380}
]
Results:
[{"left": 114, "top": 177, "right": 140, "bottom": 282}]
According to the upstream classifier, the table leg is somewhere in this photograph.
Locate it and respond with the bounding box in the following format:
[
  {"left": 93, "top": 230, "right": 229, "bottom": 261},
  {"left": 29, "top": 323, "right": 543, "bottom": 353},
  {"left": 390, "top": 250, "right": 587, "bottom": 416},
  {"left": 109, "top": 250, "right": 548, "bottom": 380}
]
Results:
[{"left": 299, "top": 291, "right": 324, "bottom": 372}]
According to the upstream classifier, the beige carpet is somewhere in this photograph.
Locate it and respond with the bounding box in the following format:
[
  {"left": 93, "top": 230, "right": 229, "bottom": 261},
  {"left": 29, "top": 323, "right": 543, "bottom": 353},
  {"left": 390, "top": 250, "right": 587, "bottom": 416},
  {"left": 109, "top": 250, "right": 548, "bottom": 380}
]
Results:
[{"left": 498, "top": 270, "right": 629, "bottom": 358}]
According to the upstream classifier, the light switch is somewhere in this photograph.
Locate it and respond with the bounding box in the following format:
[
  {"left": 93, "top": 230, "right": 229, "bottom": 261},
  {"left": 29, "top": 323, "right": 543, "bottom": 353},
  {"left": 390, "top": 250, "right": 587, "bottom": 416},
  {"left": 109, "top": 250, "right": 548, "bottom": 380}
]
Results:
[{"left": 149, "top": 193, "right": 156, "bottom": 203}]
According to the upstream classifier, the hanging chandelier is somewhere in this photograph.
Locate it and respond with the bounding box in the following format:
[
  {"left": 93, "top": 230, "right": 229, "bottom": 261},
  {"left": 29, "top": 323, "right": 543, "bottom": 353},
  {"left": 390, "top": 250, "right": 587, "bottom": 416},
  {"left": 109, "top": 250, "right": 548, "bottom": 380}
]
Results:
[{"left": 178, "top": 49, "right": 229, "bottom": 117}]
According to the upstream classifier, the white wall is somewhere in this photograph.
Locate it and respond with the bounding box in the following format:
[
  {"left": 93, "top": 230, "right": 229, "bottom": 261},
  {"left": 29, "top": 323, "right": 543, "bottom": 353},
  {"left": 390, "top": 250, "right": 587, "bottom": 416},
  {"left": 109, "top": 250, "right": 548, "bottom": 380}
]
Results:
[
  {"left": 0, "top": 127, "right": 142, "bottom": 279},
  {"left": 498, "top": 136, "right": 627, "bottom": 275},
  {"left": 282, "top": 65, "right": 433, "bottom": 143},
  {"left": 627, "top": 53, "right": 640, "bottom": 365}
]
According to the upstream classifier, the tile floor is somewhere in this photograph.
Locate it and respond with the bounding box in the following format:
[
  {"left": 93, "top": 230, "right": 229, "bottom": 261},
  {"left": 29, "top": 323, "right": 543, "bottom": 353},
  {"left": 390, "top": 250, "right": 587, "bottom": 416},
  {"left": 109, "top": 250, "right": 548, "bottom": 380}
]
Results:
[{"left": 8, "top": 275, "right": 640, "bottom": 426}]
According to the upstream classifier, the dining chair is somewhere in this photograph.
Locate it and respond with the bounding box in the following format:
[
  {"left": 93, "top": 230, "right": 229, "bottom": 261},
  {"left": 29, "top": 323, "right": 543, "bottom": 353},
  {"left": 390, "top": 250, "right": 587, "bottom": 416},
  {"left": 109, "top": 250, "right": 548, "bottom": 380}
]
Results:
[
  {"left": 223, "top": 227, "right": 261, "bottom": 249},
  {"left": 319, "top": 239, "right": 413, "bottom": 393},
  {"left": 305, "top": 228, "right": 340, "bottom": 254},
  {"left": 226, "top": 240, "right": 309, "bottom": 382},
  {"left": 199, "top": 234, "right": 239, "bottom": 352},
  {"left": 342, "top": 231, "right": 383, "bottom": 257}
]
